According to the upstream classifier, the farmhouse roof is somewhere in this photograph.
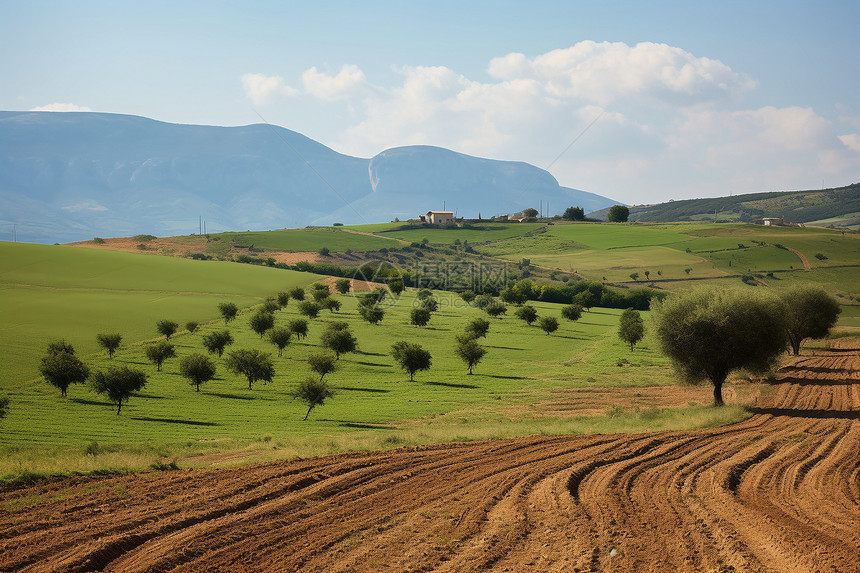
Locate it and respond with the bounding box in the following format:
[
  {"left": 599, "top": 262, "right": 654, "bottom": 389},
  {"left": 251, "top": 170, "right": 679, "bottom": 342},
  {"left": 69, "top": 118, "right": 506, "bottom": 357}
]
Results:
[{"left": 427, "top": 211, "right": 454, "bottom": 214}]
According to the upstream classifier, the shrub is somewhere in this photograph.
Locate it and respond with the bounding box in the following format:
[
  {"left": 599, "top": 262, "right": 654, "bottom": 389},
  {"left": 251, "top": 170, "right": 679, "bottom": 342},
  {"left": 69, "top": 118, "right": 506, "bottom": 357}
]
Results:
[{"left": 185, "top": 321, "right": 199, "bottom": 334}]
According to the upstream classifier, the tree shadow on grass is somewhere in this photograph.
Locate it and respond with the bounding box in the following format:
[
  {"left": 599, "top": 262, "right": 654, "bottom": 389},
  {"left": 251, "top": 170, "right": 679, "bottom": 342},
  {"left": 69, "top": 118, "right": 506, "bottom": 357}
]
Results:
[
  {"left": 132, "top": 393, "right": 167, "bottom": 399},
  {"left": 131, "top": 417, "right": 220, "bottom": 426},
  {"left": 479, "top": 374, "right": 526, "bottom": 380},
  {"left": 334, "top": 386, "right": 390, "bottom": 393},
  {"left": 356, "top": 350, "right": 386, "bottom": 357},
  {"left": 202, "top": 391, "right": 258, "bottom": 401},
  {"left": 336, "top": 421, "right": 394, "bottom": 429},
  {"left": 424, "top": 380, "right": 479, "bottom": 389},
  {"left": 355, "top": 361, "right": 392, "bottom": 368},
  {"left": 69, "top": 398, "right": 112, "bottom": 407},
  {"left": 485, "top": 345, "right": 524, "bottom": 351}
]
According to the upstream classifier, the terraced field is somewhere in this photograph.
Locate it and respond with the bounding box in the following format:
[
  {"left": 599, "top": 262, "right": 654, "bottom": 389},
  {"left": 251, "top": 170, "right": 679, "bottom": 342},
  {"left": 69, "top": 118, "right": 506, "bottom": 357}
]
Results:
[{"left": 2, "top": 345, "right": 857, "bottom": 572}]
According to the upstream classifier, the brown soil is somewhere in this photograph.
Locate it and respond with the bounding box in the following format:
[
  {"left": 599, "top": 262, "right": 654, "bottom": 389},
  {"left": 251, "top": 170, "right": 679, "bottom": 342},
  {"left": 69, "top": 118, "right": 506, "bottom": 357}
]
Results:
[{"left": 2, "top": 352, "right": 858, "bottom": 573}]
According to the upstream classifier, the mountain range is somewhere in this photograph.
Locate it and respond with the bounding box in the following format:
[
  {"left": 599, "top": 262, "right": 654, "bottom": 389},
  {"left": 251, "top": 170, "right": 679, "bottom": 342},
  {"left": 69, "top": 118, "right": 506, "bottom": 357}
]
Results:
[{"left": 0, "top": 111, "right": 617, "bottom": 244}]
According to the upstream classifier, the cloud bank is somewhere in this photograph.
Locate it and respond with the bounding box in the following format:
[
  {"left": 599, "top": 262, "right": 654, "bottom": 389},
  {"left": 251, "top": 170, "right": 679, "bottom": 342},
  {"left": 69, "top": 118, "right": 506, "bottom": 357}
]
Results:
[
  {"left": 242, "top": 41, "right": 859, "bottom": 203},
  {"left": 30, "top": 103, "right": 92, "bottom": 112}
]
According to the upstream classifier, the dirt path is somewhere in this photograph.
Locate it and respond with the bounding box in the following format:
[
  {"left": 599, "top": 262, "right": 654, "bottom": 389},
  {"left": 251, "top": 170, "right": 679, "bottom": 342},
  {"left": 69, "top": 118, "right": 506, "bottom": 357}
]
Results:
[
  {"left": 2, "top": 353, "right": 858, "bottom": 572},
  {"left": 785, "top": 246, "right": 812, "bottom": 271}
]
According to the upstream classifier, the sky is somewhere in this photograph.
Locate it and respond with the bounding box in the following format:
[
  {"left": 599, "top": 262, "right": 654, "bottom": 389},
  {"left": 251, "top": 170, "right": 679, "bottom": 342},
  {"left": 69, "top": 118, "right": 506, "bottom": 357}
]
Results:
[{"left": 3, "top": 0, "right": 859, "bottom": 206}]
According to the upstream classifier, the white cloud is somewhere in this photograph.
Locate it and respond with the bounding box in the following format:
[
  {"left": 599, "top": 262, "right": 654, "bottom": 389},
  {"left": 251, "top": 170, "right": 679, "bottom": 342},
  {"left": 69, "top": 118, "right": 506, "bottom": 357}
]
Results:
[
  {"left": 62, "top": 200, "right": 108, "bottom": 212},
  {"left": 30, "top": 103, "right": 92, "bottom": 112},
  {"left": 246, "top": 41, "right": 859, "bottom": 202},
  {"left": 302, "top": 64, "right": 367, "bottom": 101},
  {"left": 838, "top": 133, "right": 860, "bottom": 152},
  {"left": 488, "top": 41, "right": 755, "bottom": 106},
  {"left": 241, "top": 73, "right": 299, "bottom": 106}
]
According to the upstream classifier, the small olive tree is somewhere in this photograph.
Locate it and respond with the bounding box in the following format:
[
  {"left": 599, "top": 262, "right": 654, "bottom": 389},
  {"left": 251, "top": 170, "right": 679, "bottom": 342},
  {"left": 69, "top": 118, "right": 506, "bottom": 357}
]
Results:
[
  {"left": 90, "top": 366, "right": 147, "bottom": 414},
  {"left": 268, "top": 327, "right": 293, "bottom": 356},
  {"left": 653, "top": 288, "right": 786, "bottom": 406},
  {"left": 779, "top": 286, "right": 841, "bottom": 355},
  {"left": 307, "top": 352, "right": 338, "bottom": 381},
  {"left": 391, "top": 341, "right": 432, "bottom": 381},
  {"left": 156, "top": 320, "right": 179, "bottom": 340},
  {"left": 225, "top": 349, "right": 275, "bottom": 390},
  {"left": 514, "top": 305, "right": 539, "bottom": 325},
  {"left": 334, "top": 278, "right": 351, "bottom": 294},
  {"left": 410, "top": 307, "right": 432, "bottom": 327},
  {"left": 185, "top": 321, "right": 199, "bottom": 334},
  {"left": 218, "top": 302, "right": 239, "bottom": 324},
  {"left": 0, "top": 396, "right": 9, "bottom": 419},
  {"left": 145, "top": 341, "right": 176, "bottom": 371},
  {"left": 561, "top": 303, "right": 583, "bottom": 321},
  {"left": 321, "top": 323, "right": 357, "bottom": 359},
  {"left": 288, "top": 286, "right": 305, "bottom": 301},
  {"left": 455, "top": 335, "right": 487, "bottom": 375},
  {"left": 96, "top": 333, "right": 122, "bottom": 358},
  {"left": 292, "top": 377, "right": 335, "bottom": 421},
  {"left": 618, "top": 308, "right": 645, "bottom": 350},
  {"left": 179, "top": 354, "right": 216, "bottom": 391},
  {"left": 202, "top": 330, "right": 233, "bottom": 357},
  {"left": 249, "top": 310, "right": 275, "bottom": 338},
  {"left": 539, "top": 316, "right": 559, "bottom": 335},
  {"left": 297, "top": 301, "right": 321, "bottom": 319},
  {"left": 40, "top": 342, "right": 89, "bottom": 397},
  {"left": 464, "top": 318, "right": 490, "bottom": 338},
  {"left": 288, "top": 318, "right": 309, "bottom": 340}
]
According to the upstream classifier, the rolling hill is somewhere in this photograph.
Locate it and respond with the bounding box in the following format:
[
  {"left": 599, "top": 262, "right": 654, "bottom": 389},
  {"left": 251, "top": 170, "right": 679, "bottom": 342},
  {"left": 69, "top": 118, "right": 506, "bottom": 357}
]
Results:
[
  {"left": 588, "top": 183, "right": 860, "bottom": 226},
  {"left": 0, "top": 111, "right": 617, "bottom": 243}
]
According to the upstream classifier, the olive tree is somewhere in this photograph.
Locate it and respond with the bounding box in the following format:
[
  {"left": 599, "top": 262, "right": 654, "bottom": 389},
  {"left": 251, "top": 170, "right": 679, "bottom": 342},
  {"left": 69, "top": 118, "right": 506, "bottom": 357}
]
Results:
[
  {"left": 225, "top": 349, "right": 275, "bottom": 390},
  {"left": 618, "top": 308, "right": 645, "bottom": 350},
  {"left": 484, "top": 300, "right": 507, "bottom": 318},
  {"left": 202, "top": 330, "right": 233, "bottom": 357},
  {"left": 292, "top": 377, "right": 335, "bottom": 420},
  {"left": 277, "top": 291, "right": 291, "bottom": 307},
  {"left": 388, "top": 278, "right": 405, "bottom": 296},
  {"left": 455, "top": 335, "right": 486, "bottom": 375},
  {"left": 297, "top": 301, "right": 321, "bottom": 319},
  {"left": 39, "top": 342, "right": 89, "bottom": 397},
  {"left": 0, "top": 396, "right": 8, "bottom": 419},
  {"left": 156, "top": 320, "right": 179, "bottom": 340},
  {"left": 514, "top": 305, "right": 539, "bottom": 325},
  {"left": 90, "top": 366, "right": 147, "bottom": 414},
  {"left": 179, "top": 354, "right": 216, "bottom": 391},
  {"left": 464, "top": 317, "right": 490, "bottom": 338},
  {"left": 359, "top": 304, "right": 385, "bottom": 325},
  {"left": 561, "top": 303, "right": 583, "bottom": 321},
  {"left": 307, "top": 352, "right": 338, "bottom": 381},
  {"left": 321, "top": 323, "right": 357, "bottom": 359},
  {"left": 249, "top": 310, "right": 275, "bottom": 338},
  {"left": 653, "top": 288, "right": 786, "bottom": 406},
  {"left": 218, "top": 302, "right": 239, "bottom": 324},
  {"left": 391, "top": 341, "right": 432, "bottom": 381},
  {"left": 288, "top": 286, "right": 305, "bottom": 301},
  {"left": 145, "top": 341, "right": 176, "bottom": 371},
  {"left": 96, "top": 333, "right": 122, "bottom": 358},
  {"left": 288, "top": 318, "right": 309, "bottom": 340},
  {"left": 322, "top": 297, "right": 341, "bottom": 313},
  {"left": 410, "top": 307, "right": 432, "bottom": 327},
  {"left": 334, "top": 278, "right": 351, "bottom": 294},
  {"left": 539, "top": 316, "right": 559, "bottom": 335},
  {"left": 779, "top": 286, "right": 841, "bottom": 355},
  {"left": 185, "top": 321, "right": 199, "bottom": 334},
  {"left": 607, "top": 205, "right": 629, "bottom": 222},
  {"left": 268, "top": 327, "right": 293, "bottom": 356}
]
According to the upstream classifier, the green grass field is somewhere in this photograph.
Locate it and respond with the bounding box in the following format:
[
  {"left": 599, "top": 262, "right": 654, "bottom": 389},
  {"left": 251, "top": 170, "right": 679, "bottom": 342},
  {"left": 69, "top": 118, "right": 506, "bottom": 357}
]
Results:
[
  {"left": 212, "top": 227, "right": 400, "bottom": 251},
  {"left": 368, "top": 222, "right": 544, "bottom": 245},
  {"left": 0, "top": 243, "right": 320, "bottom": 385},
  {"left": 1, "top": 283, "right": 750, "bottom": 478}
]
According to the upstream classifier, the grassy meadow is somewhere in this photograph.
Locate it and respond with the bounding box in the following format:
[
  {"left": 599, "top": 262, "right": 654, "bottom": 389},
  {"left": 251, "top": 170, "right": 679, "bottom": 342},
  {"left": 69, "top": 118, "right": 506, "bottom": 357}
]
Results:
[
  {"left": 0, "top": 242, "right": 320, "bottom": 385},
  {"left": 0, "top": 242, "right": 749, "bottom": 479},
  {"left": 3, "top": 218, "right": 857, "bottom": 479}
]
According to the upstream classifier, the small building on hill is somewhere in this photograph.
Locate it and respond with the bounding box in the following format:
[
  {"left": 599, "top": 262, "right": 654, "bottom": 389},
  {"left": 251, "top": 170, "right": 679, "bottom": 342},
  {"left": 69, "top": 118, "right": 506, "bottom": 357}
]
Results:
[
  {"left": 420, "top": 211, "right": 454, "bottom": 225},
  {"left": 763, "top": 216, "right": 786, "bottom": 226}
]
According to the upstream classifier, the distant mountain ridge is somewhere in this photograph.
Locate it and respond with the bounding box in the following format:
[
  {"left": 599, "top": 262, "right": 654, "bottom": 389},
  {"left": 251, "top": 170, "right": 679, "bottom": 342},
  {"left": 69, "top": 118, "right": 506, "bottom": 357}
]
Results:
[
  {"left": 588, "top": 183, "right": 860, "bottom": 227},
  {"left": 0, "top": 111, "right": 617, "bottom": 243}
]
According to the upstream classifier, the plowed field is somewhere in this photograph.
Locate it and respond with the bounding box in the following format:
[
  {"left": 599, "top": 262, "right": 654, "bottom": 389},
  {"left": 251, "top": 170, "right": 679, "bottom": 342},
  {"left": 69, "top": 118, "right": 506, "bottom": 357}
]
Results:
[{"left": 2, "top": 352, "right": 858, "bottom": 573}]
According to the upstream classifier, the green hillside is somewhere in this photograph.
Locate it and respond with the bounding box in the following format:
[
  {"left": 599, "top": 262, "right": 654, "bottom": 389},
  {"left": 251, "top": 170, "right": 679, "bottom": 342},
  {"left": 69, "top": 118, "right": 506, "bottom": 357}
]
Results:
[
  {"left": 0, "top": 242, "right": 319, "bottom": 385},
  {"left": 604, "top": 183, "right": 860, "bottom": 226}
]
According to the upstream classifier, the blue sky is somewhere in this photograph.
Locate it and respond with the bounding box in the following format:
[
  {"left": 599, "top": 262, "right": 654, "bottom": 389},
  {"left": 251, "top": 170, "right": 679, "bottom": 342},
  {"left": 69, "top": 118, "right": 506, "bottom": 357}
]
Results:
[{"left": 3, "top": 0, "right": 858, "bottom": 205}]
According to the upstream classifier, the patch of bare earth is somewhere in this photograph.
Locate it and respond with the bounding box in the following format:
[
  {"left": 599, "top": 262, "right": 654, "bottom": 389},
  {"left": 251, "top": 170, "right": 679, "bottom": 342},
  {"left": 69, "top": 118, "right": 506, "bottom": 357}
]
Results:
[{"left": 2, "top": 349, "right": 858, "bottom": 572}]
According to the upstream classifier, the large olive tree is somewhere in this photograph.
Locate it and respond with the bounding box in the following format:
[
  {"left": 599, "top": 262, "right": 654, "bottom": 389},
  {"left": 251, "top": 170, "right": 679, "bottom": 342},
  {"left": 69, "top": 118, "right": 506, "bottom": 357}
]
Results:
[{"left": 653, "top": 288, "right": 786, "bottom": 406}]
